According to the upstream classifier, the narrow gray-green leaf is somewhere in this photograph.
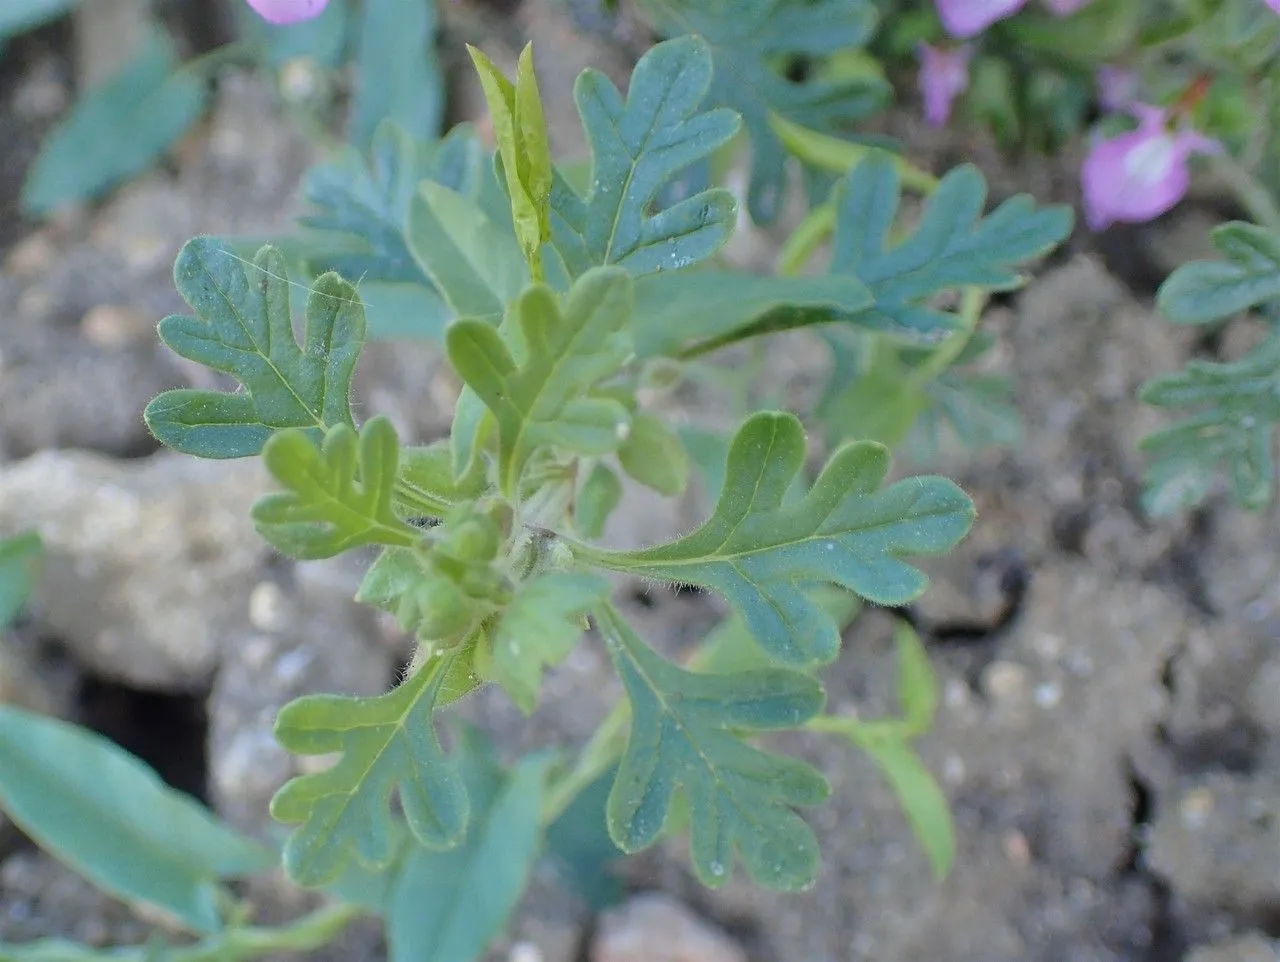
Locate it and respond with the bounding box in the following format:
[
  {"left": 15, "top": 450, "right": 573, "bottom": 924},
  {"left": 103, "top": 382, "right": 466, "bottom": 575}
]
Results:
[
  {"left": 349, "top": 0, "right": 443, "bottom": 148},
  {"left": 0, "top": 706, "right": 272, "bottom": 934},
  {"left": 22, "top": 30, "right": 208, "bottom": 214}
]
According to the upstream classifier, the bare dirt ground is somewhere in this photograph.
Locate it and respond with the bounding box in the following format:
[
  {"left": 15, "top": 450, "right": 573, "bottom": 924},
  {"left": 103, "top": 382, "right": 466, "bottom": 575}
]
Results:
[{"left": 0, "top": 4, "right": 1277, "bottom": 962}]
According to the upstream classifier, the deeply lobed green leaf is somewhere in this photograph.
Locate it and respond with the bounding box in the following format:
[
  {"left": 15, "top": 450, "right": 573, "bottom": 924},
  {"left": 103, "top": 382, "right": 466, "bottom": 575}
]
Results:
[
  {"left": 1157, "top": 221, "right": 1280, "bottom": 324},
  {"left": 597, "top": 606, "right": 828, "bottom": 890},
  {"left": 446, "top": 267, "right": 635, "bottom": 498},
  {"left": 829, "top": 156, "right": 1073, "bottom": 336},
  {"left": 145, "top": 238, "right": 364, "bottom": 459},
  {"left": 548, "top": 36, "right": 740, "bottom": 278},
  {"left": 252, "top": 417, "right": 419, "bottom": 559},
  {"left": 578, "top": 411, "right": 974, "bottom": 666},
  {"left": 270, "top": 654, "right": 469, "bottom": 887},
  {"left": 638, "top": 0, "right": 886, "bottom": 225},
  {"left": 1139, "top": 334, "right": 1280, "bottom": 514},
  {"left": 384, "top": 731, "right": 551, "bottom": 962},
  {"left": 489, "top": 571, "right": 611, "bottom": 713}
]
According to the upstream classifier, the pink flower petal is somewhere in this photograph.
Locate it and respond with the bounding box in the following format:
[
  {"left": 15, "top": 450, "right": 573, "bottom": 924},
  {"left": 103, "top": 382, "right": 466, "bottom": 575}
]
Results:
[
  {"left": 245, "top": 0, "right": 330, "bottom": 24},
  {"left": 917, "top": 43, "right": 972, "bottom": 127},
  {"left": 1081, "top": 107, "right": 1219, "bottom": 231},
  {"left": 1268, "top": 0, "right": 1280, "bottom": 13},
  {"left": 935, "top": 0, "right": 1027, "bottom": 37}
]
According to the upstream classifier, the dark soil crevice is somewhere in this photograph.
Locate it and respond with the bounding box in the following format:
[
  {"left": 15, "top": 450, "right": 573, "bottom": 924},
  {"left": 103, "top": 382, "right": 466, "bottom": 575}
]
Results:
[
  {"left": 1121, "top": 764, "right": 1189, "bottom": 962},
  {"left": 75, "top": 674, "right": 211, "bottom": 804}
]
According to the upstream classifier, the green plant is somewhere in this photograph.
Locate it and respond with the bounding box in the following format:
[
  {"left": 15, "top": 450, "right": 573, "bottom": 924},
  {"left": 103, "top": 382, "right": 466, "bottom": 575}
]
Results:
[{"left": 0, "top": 22, "right": 1075, "bottom": 962}]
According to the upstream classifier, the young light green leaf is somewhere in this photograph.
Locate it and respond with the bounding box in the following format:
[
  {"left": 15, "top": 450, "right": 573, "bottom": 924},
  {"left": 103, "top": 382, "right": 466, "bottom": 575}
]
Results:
[
  {"left": 637, "top": 0, "right": 885, "bottom": 225},
  {"left": 0, "top": 705, "right": 273, "bottom": 934},
  {"left": 467, "top": 43, "right": 553, "bottom": 276},
  {"left": 1157, "top": 221, "right": 1280, "bottom": 325},
  {"left": 895, "top": 620, "right": 937, "bottom": 736},
  {"left": 386, "top": 731, "right": 551, "bottom": 962},
  {"left": 847, "top": 726, "right": 954, "bottom": 879},
  {"left": 597, "top": 605, "right": 828, "bottom": 890},
  {"left": 145, "top": 238, "right": 364, "bottom": 459},
  {"left": 579, "top": 412, "right": 974, "bottom": 666},
  {"left": 407, "top": 181, "right": 528, "bottom": 320},
  {"left": 617, "top": 414, "right": 689, "bottom": 497},
  {"left": 548, "top": 36, "right": 740, "bottom": 278},
  {"left": 446, "top": 268, "right": 635, "bottom": 497},
  {"left": 0, "top": 532, "right": 41, "bottom": 630},
  {"left": 830, "top": 156, "right": 1073, "bottom": 336},
  {"left": 21, "top": 29, "right": 208, "bottom": 215},
  {"left": 490, "top": 572, "right": 611, "bottom": 714},
  {"left": 252, "top": 417, "right": 418, "bottom": 560},
  {"left": 576, "top": 462, "right": 623, "bottom": 538},
  {"left": 270, "top": 654, "right": 469, "bottom": 887},
  {"left": 1139, "top": 334, "right": 1280, "bottom": 514},
  {"left": 349, "top": 0, "right": 443, "bottom": 148},
  {"left": 632, "top": 271, "right": 872, "bottom": 358}
]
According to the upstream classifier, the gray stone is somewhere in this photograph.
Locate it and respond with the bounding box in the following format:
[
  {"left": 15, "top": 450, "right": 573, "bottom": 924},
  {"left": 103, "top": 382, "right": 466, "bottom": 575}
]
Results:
[
  {"left": 0, "top": 449, "right": 272, "bottom": 689},
  {"left": 1187, "top": 933, "right": 1279, "bottom": 962},
  {"left": 592, "top": 893, "right": 747, "bottom": 962}
]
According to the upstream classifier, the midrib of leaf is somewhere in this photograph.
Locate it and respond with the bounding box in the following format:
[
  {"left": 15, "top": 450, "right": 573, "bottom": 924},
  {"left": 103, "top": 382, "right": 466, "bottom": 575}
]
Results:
[
  {"left": 603, "top": 607, "right": 780, "bottom": 840},
  {"left": 309, "top": 653, "right": 453, "bottom": 840},
  {"left": 202, "top": 260, "right": 448, "bottom": 519},
  {"left": 598, "top": 76, "right": 669, "bottom": 266},
  {"left": 296, "top": 459, "right": 416, "bottom": 548},
  {"left": 501, "top": 316, "right": 616, "bottom": 497},
  {"left": 0, "top": 733, "right": 227, "bottom": 889},
  {"left": 201, "top": 256, "right": 327, "bottom": 431}
]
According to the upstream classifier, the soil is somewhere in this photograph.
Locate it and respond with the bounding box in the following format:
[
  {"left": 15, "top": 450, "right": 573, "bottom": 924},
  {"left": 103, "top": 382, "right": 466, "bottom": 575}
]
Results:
[{"left": 0, "top": 4, "right": 1278, "bottom": 962}]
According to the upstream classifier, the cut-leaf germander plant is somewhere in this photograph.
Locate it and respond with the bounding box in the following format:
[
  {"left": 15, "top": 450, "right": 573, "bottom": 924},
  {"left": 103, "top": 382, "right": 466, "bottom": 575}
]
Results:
[{"left": 2, "top": 19, "right": 1071, "bottom": 961}]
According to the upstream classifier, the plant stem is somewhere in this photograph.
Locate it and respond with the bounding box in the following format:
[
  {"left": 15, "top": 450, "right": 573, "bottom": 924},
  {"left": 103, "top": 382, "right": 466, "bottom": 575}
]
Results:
[
  {"left": 1209, "top": 151, "right": 1280, "bottom": 233},
  {"left": 540, "top": 702, "right": 629, "bottom": 825},
  {"left": 907, "top": 287, "right": 989, "bottom": 389},
  {"left": 777, "top": 202, "right": 835, "bottom": 276}
]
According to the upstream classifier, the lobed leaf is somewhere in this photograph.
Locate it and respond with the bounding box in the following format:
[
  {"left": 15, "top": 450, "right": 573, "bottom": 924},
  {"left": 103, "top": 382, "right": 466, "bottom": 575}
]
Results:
[
  {"left": 252, "top": 417, "right": 419, "bottom": 559},
  {"left": 829, "top": 156, "right": 1074, "bottom": 337},
  {"left": 548, "top": 36, "right": 740, "bottom": 278},
  {"left": 490, "top": 571, "right": 611, "bottom": 713},
  {"left": 446, "top": 268, "right": 635, "bottom": 497},
  {"left": 630, "top": 270, "right": 873, "bottom": 358},
  {"left": 638, "top": 0, "right": 886, "bottom": 225},
  {"left": 270, "top": 654, "right": 469, "bottom": 887},
  {"left": 21, "top": 30, "right": 207, "bottom": 215},
  {"left": 1139, "top": 334, "right": 1280, "bottom": 514},
  {"left": 579, "top": 412, "right": 974, "bottom": 666},
  {"left": 145, "top": 238, "right": 364, "bottom": 459},
  {"left": 597, "top": 606, "right": 828, "bottom": 890},
  {"left": 1157, "top": 221, "right": 1280, "bottom": 325},
  {"left": 0, "top": 705, "right": 272, "bottom": 934},
  {"left": 385, "top": 731, "right": 550, "bottom": 962}
]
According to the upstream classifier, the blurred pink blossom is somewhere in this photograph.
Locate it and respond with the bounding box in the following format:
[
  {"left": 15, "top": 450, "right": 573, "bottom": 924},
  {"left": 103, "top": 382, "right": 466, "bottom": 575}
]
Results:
[
  {"left": 1096, "top": 65, "right": 1139, "bottom": 111},
  {"left": 917, "top": 43, "right": 972, "bottom": 127},
  {"left": 935, "top": 0, "right": 1026, "bottom": 37},
  {"left": 1269, "top": 0, "right": 1280, "bottom": 12},
  {"left": 245, "top": 0, "right": 330, "bottom": 24},
  {"left": 1081, "top": 104, "right": 1220, "bottom": 231}
]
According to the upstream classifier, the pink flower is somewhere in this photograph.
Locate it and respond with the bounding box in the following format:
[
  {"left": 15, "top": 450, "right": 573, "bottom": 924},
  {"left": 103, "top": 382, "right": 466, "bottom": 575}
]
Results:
[
  {"left": 1081, "top": 104, "right": 1221, "bottom": 231},
  {"left": 935, "top": 0, "right": 1026, "bottom": 37},
  {"left": 917, "top": 43, "right": 972, "bottom": 127},
  {"left": 1269, "top": 0, "right": 1280, "bottom": 12},
  {"left": 1096, "top": 65, "right": 1139, "bottom": 112},
  {"left": 244, "top": 0, "right": 330, "bottom": 24}
]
